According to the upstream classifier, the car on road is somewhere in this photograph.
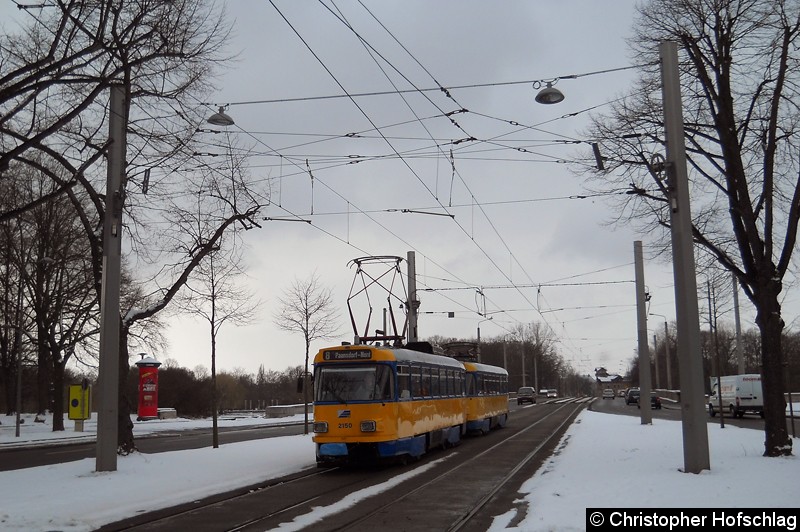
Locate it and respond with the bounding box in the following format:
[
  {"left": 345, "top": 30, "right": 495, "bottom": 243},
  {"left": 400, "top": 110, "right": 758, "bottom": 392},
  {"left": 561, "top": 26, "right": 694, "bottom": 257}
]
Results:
[
  {"left": 517, "top": 386, "right": 536, "bottom": 405},
  {"left": 637, "top": 392, "right": 662, "bottom": 409},
  {"left": 625, "top": 388, "right": 640, "bottom": 405},
  {"left": 546, "top": 390, "right": 557, "bottom": 398},
  {"left": 602, "top": 388, "right": 615, "bottom": 399}
]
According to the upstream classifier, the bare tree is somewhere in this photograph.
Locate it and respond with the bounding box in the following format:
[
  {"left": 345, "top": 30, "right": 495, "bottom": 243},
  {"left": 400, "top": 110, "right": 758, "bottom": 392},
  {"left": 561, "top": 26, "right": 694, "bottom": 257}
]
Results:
[
  {"left": 274, "top": 274, "right": 340, "bottom": 434},
  {"left": 582, "top": 0, "right": 798, "bottom": 456},
  {"left": 183, "top": 242, "right": 260, "bottom": 448},
  {"left": 1, "top": 1, "right": 271, "bottom": 453}
]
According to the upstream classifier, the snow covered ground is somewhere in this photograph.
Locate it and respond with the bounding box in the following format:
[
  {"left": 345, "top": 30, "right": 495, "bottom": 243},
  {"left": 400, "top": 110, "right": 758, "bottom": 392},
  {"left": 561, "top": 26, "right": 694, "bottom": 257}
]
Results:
[{"left": 1, "top": 403, "right": 798, "bottom": 531}]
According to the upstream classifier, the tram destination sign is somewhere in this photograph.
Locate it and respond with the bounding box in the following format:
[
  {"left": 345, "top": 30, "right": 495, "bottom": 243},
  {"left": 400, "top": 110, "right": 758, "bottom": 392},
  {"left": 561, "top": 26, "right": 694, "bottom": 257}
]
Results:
[{"left": 323, "top": 349, "right": 372, "bottom": 361}]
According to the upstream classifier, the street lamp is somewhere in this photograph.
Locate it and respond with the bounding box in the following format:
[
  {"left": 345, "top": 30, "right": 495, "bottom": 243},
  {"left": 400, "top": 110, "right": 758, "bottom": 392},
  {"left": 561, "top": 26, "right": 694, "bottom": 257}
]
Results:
[
  {"left": 207, "top": 106, "right": 234, "bottom": 127},
  {"left": 534, "top": 79, "right": 565, "bottom": 104}
]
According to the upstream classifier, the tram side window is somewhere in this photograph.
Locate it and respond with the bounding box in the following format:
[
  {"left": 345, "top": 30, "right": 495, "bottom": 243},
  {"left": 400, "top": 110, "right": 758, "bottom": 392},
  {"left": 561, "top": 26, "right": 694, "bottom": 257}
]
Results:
[
  {"left": 421, "top": 367, "right": 432, "bottom": 397},
  {"left": 397, "top": 365, "right": 411, "bottom": 400},
  {"left": 446, "top": 369, "right": 454, "bottom": 396},
  {"left": 430, "top": 368, "right": 440, "bottom": 397},
  {"left": 466, "top": 373, "right": 476, "bottom": 396},
  {"left": 374, "top": 365, "right": 394, "bottom": 401},
  {"left": 412, "top": 367, "right": 423, "bottom": 398}
]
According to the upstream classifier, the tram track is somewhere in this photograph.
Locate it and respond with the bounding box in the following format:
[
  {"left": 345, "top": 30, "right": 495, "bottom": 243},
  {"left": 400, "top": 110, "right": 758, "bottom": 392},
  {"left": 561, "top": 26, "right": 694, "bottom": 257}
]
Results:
[
  {"left": 102, "top": 400, "right": 587, "bottom": 532},
  {"left": 100, "top": 467, "right": 353, "bottom": 531},
  {"left": 327, "top": 400, "right": 587, "bottom": 532}
]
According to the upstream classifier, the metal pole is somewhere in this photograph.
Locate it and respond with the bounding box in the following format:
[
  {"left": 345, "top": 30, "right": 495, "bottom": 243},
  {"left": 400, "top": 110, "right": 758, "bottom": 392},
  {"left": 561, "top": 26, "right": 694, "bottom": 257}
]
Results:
[
  {"left": 477, "top": 325, "right": 481, "bottom": 360},
  {"left": 709, "top": 280, "right": 724, "bottom": 428},
  {"left": 732, "top": 273, "right": 744, "bottom": 374},
  {"left": 653, "top": 333, "right": 660, "bottom": 390},
  {"left": 665, "top": 321, "right": 672, "bottom": 390},
  {"left": 96, "top": 84, "right": 126, "bottom": 472},
  {"left": 634, "top": 241, "right": 652, "bottom": 424},
  {"left": 660, "top": 40, "right": 710, "bottom": 472}
]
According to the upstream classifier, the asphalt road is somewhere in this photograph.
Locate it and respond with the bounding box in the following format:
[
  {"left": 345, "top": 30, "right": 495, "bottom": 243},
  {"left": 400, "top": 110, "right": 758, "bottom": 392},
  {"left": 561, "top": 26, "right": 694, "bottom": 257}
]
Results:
[
  {"left": 4, "top": 397, "right": 795, "bottom": 474},
  {"left": 0, "top": 422, "right": 307, "bottom": 472},
  {"left": 589, "top": 394, "right": 799, "bottom": 436}
]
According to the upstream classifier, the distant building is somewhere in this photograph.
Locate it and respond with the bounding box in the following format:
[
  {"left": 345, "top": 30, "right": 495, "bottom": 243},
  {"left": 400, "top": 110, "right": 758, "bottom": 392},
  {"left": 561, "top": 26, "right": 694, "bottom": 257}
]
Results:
[{"left": 594, "top": 367, "right": 629, "bottom": 396}]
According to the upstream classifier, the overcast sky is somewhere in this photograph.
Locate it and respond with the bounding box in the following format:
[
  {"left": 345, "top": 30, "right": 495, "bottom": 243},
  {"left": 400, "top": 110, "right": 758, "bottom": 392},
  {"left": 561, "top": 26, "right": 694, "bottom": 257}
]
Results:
[
  {"left": 7, "top": 1, "right": 795, "bottom": 379},
  {"left": 171, "top": 0, "right": 673, "bottom": 378}
]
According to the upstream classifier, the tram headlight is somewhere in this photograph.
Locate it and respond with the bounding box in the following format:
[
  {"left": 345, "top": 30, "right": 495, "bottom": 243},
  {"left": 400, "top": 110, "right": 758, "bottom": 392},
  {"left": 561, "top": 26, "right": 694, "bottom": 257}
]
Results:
[
  {"left": 360, "top": 420, "right": 377, "bottom": 432},
  {"left": 313, "top": 421, "right": 328, "bottom": 433}
]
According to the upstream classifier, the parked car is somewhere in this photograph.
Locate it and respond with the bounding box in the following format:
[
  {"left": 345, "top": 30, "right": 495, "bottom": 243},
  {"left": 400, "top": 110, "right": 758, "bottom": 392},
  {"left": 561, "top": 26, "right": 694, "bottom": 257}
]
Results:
[
  {"left": 637, "top": 392, "right": 662, "bottom": 409},
  {"left": 517, "top": 386, "right": 536, "bottom": 405},
  {"left": 602, "top": 388, "right": 615, "bottom": 399},
  {"left": 625, "top": 388, "right": 640, "bottom": 405}
]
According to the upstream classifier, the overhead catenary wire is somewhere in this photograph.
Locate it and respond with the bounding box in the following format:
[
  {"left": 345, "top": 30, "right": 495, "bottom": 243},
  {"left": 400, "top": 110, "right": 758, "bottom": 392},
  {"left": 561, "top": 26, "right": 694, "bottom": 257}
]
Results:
[
  {"left": 255, "top": 1, "right": 639, "bottom": 358},
  {"left": 186, "top": 3, "right": 652, "bottom": 359}
]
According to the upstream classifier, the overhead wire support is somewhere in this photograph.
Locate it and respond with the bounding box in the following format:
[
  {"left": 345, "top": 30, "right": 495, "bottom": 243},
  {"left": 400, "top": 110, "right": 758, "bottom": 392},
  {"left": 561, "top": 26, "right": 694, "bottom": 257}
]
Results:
[{"left": 208, "top": 63, "right": 654, "bottom": 108}]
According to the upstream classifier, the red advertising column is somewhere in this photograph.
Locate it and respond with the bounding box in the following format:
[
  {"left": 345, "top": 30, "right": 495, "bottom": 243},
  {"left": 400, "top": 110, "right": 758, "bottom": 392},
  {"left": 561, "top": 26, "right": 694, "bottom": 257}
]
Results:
[{"left": 135, "top": 354, "right": 162, "bottom": 421}]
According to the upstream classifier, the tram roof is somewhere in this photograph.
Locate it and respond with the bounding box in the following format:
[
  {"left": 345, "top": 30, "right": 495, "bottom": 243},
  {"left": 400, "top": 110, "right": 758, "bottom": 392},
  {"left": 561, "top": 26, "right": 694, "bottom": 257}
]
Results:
[
  {"left": 462, "top": 360, "right": 509, "bottom": 376},
  {"left": 314, "top": 344, "right": 465, "bottom": 369}
]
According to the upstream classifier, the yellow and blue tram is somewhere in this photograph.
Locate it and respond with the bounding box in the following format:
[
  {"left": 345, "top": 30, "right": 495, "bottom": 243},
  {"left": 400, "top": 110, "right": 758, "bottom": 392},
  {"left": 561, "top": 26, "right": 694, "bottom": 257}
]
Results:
[{"left": 312, "top": 343, "right": 508, "bottom": 466}]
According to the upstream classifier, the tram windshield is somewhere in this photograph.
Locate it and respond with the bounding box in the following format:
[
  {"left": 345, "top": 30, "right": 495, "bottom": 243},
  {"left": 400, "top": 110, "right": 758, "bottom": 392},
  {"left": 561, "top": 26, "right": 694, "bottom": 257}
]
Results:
[{"left": 314, "top": 364, "right": 394, "bottom": 403}]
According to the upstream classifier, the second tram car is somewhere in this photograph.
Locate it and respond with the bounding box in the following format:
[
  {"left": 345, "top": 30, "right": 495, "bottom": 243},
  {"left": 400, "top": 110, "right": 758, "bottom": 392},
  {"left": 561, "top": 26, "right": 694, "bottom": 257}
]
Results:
[
  {"left": 463, "top": 361, "right": 509, "bottom": 434},
  {"left": 312, "top": 343, "right": 508, "bottom": 466}
]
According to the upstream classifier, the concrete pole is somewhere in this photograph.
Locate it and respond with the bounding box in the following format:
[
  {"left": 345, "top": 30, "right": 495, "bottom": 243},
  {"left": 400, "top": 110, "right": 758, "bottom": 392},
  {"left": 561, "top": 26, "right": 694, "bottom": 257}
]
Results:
[
  {"left": 96, "top": 84, "right": 126, "bottom": 472},
  {"left": 634, "top": 241, "right": 652, "bottom": 424},
  {"left": 406, "top": 251, "right": 418, "bottom": 343},
  {"left": 660, "top": 41, "right": 710, "bottom": 472}
]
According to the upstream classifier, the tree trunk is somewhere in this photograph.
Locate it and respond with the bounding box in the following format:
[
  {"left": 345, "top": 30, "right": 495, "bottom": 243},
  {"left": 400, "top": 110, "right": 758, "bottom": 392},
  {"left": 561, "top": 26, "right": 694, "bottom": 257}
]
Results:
[
  {"left": 36, "top": 322, "right": 49, "bottom": 415},
  {"left": 117, "top": 327, "right": 135, "bottom": 454},
  {"left": 2, "top": 357, "right": 14, "bottom": 415},
  {"left": 51, "top": 357, "right": 65, "bottom": 431},
  {"left": 303, "top": 342, "right": 309, "bottom": 435},
  {"left": 211, "top": 329, "right": 218, "bottom": 449},
  {"left": 755, "top": 277, "right": 792, "bottom": 457}
]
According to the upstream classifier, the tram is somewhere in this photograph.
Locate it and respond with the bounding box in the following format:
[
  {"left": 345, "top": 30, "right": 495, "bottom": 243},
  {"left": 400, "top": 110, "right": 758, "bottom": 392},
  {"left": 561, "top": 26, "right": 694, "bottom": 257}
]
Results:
[{"left": 312, "top": 342, "right": 508, "bottom": 466}]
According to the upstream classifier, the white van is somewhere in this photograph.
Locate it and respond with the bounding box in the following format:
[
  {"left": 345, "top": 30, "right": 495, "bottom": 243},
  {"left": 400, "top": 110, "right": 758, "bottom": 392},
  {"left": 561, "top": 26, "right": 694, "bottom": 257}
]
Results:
[{"left": 708, "top": 374, "right": 764, "bottom": 418}]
